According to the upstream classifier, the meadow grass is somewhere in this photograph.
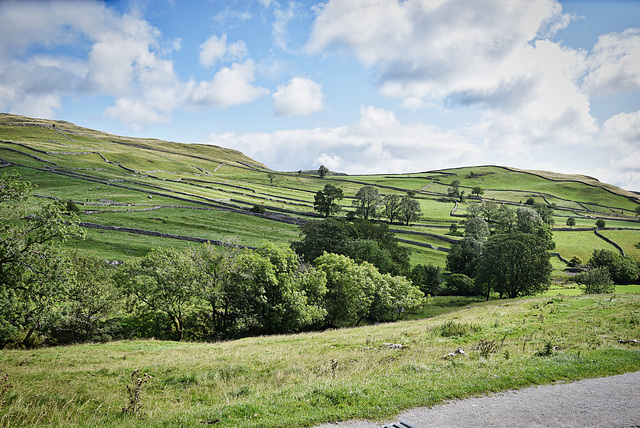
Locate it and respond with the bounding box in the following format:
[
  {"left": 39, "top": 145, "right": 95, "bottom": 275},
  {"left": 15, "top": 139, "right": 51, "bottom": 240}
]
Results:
[
  {"left": 0, "top": 295, "right": 638, "bottom": 427},
  {"left": 597, "top": 229, "right": 640, "bottom": 260}
]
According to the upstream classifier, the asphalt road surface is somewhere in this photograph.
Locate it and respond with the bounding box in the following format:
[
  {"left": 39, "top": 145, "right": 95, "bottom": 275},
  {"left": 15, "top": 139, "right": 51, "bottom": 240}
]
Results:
[{"left": 315, "top": 370, "right": 640, "bottom": 428}]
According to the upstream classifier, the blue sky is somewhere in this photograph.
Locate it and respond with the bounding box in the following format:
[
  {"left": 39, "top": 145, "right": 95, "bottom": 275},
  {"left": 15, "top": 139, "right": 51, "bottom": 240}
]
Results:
[{"left": 1, "top": 0, "right": 639, "bottom": 190}]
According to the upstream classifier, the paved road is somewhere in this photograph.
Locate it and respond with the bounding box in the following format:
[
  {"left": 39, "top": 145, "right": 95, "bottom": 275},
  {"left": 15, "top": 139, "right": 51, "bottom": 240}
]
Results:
[{"left": 315, "top": 371, "right": 640, "bottom": 428}]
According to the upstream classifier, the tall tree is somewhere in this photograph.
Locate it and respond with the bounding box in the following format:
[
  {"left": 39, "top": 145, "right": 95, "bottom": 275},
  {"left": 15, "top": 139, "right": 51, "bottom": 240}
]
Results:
[
  {"left": 382, "top": 194, "right": 402, "bottom": 224},
  {"left": 314, "top": 184, "right": 344, "bottom": 217},
  {"left": 476, "top": 233, "right": 552, "bottom": 300},
  {"left": 352, "top": 185, "right": 381, "bottom": 219},
  {"left": 318, "top": 165, "right": 329, "bottom": 178},
  {"left": 398, "top": 196, "right": 422, "bottom": 225}
]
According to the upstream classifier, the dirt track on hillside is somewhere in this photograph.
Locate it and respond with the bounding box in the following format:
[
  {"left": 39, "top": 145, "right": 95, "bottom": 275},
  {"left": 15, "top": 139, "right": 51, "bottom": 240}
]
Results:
[{"left": 315, "top": 370, "right": 640, "bottom": 428}]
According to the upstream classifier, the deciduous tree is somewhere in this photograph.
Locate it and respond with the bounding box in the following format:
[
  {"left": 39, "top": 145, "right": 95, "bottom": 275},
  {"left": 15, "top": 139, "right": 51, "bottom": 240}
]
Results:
[
  {"left": 352, "top": 186, "right": 381, "bottom": 219},
  {"left": 314, "top": 184, "right": 343, "bottom": 217}
]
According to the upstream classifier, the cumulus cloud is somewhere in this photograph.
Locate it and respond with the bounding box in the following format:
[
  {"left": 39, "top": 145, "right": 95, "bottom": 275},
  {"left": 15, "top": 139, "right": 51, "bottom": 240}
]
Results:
[
  {"left": 188, "top": 60, "right": 269, "bottom": 108},
  {"left": 273, "top": 77, "right": 324, "bottom": 116},
  {"left": 199, "top": 34, "right": 247, "bottom": 68},
  {"left": 583, "top": 29, "right": 640, "bottom": 96},
  {"left": 205, "top": 105, "right": 479, "bottom": 174},
  {"left": 0, "top": 1, "right": 266, "bottom": 128}
]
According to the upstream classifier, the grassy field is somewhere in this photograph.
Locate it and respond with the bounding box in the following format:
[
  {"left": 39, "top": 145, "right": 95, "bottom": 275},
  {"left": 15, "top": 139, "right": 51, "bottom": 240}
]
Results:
[
  {"left": 1, "top": 112, "right": 639, "bottom": 267},
  {"left": 0, "top": 294, "right": 639, "bottom": 428}
]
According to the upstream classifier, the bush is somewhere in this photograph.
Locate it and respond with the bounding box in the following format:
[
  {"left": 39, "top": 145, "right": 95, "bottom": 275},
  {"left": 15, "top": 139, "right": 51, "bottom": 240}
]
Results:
[
  {"left": 575, "top": 267, "right": 615, "bottom": 294},
  {"left": 445, "top": 273, "right": 481, "bottom": 296},
  {"left": 568, "top": 255, "right": 583, "bottom": 267},
  {"left": 250, "top": 204, "right": 266, "bottom": 214},
  {"left": 411, "top": 264, "right": 443, "bottom": 296}
]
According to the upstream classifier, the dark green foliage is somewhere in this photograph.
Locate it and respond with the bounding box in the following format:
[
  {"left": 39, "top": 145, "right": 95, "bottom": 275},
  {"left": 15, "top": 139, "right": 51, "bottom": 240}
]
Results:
[
  {"left": 588, "top": 249, "right": 639, "bottom": 284},
  {"left": 595, "top": 218, "right": 606, "bottom": 228},
  {"left": 569, "top": 255, "right": 583, "bottom": 267},
  {"left": 352, "top": 186, "right": 381, "bottom": 219},
  {"left": 44, "top": 253, "right": 121, "bottom": 345},
  {"left": 476, "top": 233, "right": 552, "bottom": 299},
  {"left": 566, "top": 217, "right": 576, "bottom": 228},
  {"left": 291, "top": 218, "right": 410, "bottom": 275},
  {"left": 382, "top": 194, "right": 402, "bottom": 224},
  {"left": 314, "top": 184, "right": 344, "bottom": 217},
  {"left": 318, "top": 165, "right": 329, "bottom": 178},
  {"left": 446, "top": 236, "right": 484, "bottom": 277},
  {"left": 410, "top": 264, "right": 442, "bottom": 296},
  {"left": 471, "top": 186, "right": 484, "bottom": 196},
  {"left": 575, "top": 267, "right": 615, "bottom": 294},
  {"left": 525, "top": 197, "right": 535, "bottom": 205},
  {"left": 445, "top": 273, "right": 480, "bottom": 296},
  {"left": 398, "top": 196, "right": 422, "bottom": 225},
  {"left": 291, "top": 218, "right": 356, "bottom": 263},
  {"left": 250, "top": 204, "right": 266, "bottom": 213}
]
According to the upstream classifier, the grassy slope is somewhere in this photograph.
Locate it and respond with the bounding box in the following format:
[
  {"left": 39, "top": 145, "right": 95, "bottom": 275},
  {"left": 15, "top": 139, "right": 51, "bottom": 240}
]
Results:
[
  {"left": 1, "top": 113, "right": 639, "bottom": 267},
  {"left": 0, "top": 295, "right": 638, "bottom": 427}
]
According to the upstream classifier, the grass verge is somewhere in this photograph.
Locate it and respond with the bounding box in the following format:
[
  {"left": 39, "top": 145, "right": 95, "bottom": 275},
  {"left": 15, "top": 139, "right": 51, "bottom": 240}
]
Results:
[{"left": 0, "top": 295, "right": 638, "bottom": 427}]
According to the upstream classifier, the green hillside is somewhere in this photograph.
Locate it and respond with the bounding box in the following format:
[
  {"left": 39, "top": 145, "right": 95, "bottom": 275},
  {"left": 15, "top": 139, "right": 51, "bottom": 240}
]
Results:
[{"left": 1, "top": 113, "right": 639, "bottom": 267}]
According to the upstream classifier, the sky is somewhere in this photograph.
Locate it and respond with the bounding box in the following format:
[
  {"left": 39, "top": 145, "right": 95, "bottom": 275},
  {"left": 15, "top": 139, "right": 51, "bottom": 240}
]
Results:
[{"left": 1, "top": 0, "right": 640, "bottom": 190}]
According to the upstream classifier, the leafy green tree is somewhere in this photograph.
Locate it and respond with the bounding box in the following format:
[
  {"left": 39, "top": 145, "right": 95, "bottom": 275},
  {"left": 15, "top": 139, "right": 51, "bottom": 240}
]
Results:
[
  {"left": 369, "top": 274, "right": 424, "bottom": 322},
  {"left": 382, "top": 194, "right": 402, "bottom": 224},
  {"left": 588, "top": 249, "right": 639, "bottom": 284},
  {"left": 291, "top": 218, "right": 410, "bottom": 275},
  {"left": 636, "top": 205, "right": 640, "bottom": 216},
  {"left": 471, "top": 186, "right": 484, "bottom": 197},
  {"left": 398, "top": 196, "right": 422, "bottom": 225},
  {"left": 352, "top": 186, "right": 381, "bottom": 219},
  {"left": 476, "top": 233, "right": 552, "bottom": 300},
  {"left": 515, "top": 207, "right": 555, "bottom": 249},
  {"left": 595, "top": 218, "right": 606, "bottom": 228},
  {"left": 575, "top": 267, "right": 615, "bottom": 294},
  {"left": 46, "top": 252, "right": 120, "bottom": 345},
  {"left": 267, "top": 172, "right": 276, "bottom": 184},
  {"left": 566, "top": 217, "right": 576, "bottom": 228},
  {"left": 314, "top": 253, "right": 377, "bottom": 327},
  {"left": 533, "top": 202, "right": 554, "bottom": 225},
  {"left": 116, "top": 247, "right": 199, "bottom": 341},
  {"left": 314, "top": 184, "right": 344, "bottom": 217},
  {"left": 0, "top": 173, "right": 84, "bottom": 347},
  {"left": 446, "top": 236, "right": 485, "bottom": 278},
  {"left": 318, "top": 165, "right": 329, "bottom": 178},
  {"left": 345, "top": 239, "right": 394, "bottom": 274},
  {"left": 447, "top": 180, "right": 461, "bottom": 199},
  {"left": 410, "top": 264, "right": 442, "bottom": 296},
  {"left": 291, "top": 218, "right": 355, "bottom": 263},
  {"left": 445, "top": 273, "right": 478, "bottom": 296},
  {"left": 464, "top": 217, "right": 489, "bottom": 239}
]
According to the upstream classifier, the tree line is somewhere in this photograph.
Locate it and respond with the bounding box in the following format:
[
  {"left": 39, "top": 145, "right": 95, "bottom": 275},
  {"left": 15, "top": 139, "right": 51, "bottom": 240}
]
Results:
[{"left": 0, "top": 174, "right": 425, "bottom": 348}]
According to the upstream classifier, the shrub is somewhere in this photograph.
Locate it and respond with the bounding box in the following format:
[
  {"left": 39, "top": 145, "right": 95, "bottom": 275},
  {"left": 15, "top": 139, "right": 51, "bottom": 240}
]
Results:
[
  {"left": 575, "top": 267, "right": 615, "bottom": 294},
  {"left": 445, "top": 273, "right": 480, "bottom": 296},
  {"left": 250, "top": 204, "right": 266, "bottom": 214},
  {"left": 568, "top": 255, "right": 583, "bottom": 267}
]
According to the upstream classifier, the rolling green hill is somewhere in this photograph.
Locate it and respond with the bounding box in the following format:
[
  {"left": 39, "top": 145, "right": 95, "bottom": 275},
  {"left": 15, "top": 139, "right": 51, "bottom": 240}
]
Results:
[{"left": 1, "top": 113, "right": 639, "bottom": 268}]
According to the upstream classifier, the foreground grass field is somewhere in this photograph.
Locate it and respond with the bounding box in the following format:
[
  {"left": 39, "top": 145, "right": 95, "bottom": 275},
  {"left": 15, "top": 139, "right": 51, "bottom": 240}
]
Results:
[{"left": 0, "top": 295, "right": 639, "bottom": 427}]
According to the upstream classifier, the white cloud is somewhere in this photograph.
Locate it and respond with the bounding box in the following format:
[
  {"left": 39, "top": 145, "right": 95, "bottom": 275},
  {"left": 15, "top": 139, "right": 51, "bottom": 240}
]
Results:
[
  {"left": 205, "top": 105, "right": 478, "bottom": 174},
  {"left": 199, "top": 34, "right": 247, "bottom": 68},
  {"left": 273, "top": 77, "right": 324, "bottom": 116},
  {"left": 273, "top": 2, "right": 298, "bottom": 50},
  {"left": 188, "top": 60, "right": 269, "bottom": 108},
  {"left": 0, "top": 1, "right": 267, "bottom": 128},
  {"left": 583, "top": 29, "right": 640, "bottom": 96}
]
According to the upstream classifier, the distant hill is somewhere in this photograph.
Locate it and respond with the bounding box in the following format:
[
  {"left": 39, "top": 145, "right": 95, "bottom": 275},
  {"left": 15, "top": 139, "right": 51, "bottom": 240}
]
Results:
[{"left": 1, "top": 113, "right": 639, "bottom": 264}]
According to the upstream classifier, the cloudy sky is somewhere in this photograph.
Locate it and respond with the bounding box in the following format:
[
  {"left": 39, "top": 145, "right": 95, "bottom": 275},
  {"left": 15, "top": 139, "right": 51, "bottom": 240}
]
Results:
[{"left": 1, "top": 0, "right": 640, "bottom": 190}]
